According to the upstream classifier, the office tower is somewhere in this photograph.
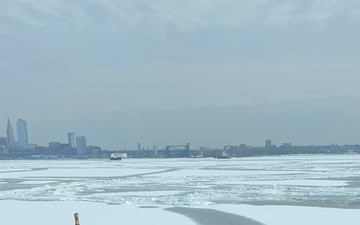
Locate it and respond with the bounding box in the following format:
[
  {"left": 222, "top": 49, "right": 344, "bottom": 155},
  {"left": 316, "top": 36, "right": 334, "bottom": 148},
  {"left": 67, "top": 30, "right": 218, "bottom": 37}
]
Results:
[
  {"left": 265, "top": 139, "right": 272, "bottom": 148},
  {"left": 16, "top": 119, "right": 29, "bottom": 149},
  {"left": 153, "top": 145, "right": 158, "bottom": 158},
  {"left": 6, "top": 118, "right": 16, "bottom": 148},
  {"left": 68, "top": 132, "right": 76, "bottom": 148},
  {"left": 76, "top": 136, "right": 87, "bottom": 155}
]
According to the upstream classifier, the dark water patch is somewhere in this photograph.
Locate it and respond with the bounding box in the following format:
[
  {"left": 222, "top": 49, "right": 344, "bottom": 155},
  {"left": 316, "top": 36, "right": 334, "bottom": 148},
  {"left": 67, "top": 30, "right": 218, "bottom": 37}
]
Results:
[{"left": 166, "top": 207, "right": 264, "bottom": 225}]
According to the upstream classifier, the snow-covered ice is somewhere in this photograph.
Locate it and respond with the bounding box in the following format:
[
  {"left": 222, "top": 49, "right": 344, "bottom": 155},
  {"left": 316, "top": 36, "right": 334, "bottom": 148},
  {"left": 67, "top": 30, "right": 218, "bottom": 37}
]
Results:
[{"left": 1, "top": 155, "right": 360, "bottom": 225}]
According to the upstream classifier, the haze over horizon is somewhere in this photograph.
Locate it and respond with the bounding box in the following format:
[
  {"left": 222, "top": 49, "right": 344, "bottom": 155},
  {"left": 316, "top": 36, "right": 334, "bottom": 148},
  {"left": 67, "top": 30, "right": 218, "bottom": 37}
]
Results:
[{"left": 1, "top": 1, "right": 360, "bottom": 150}]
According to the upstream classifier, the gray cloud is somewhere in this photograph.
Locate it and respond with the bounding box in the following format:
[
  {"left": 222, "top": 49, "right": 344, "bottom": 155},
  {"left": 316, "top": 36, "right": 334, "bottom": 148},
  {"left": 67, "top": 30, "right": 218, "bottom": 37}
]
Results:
[
  {"left": 0, "top": 1, "right": 359, "bottom": 149},
  {"left": 2, "top": 0, "right": 360, "bottom": 31}
]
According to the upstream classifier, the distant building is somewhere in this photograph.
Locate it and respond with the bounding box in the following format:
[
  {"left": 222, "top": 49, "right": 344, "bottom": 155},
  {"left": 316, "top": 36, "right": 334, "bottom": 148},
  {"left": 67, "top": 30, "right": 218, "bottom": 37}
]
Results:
[
  {"left": 153, "top": 145, "right": 158, "bottom": 158},
  {"left": 76, "top": 136, "right": 87, "bottom": 155},
  {"left": 68, "top": 132, "right": 76, "bottom": 148},
  {"left": 27, "top": 143, "right": 37, "bottom": 149},
  {"left": 16, "top": 119, "right": 29, "bottom": 149},
  {"left": 49, "top": 141, "right": 62, "bottom": 150},
  {"left": 48, "top": 141, "right": 68, "bottom": 153},
  {"left": 0, "top": 137, "right": 7, "bottom": 152},
  {"left": 282, "top": 143, "right": 292, "bottom": 147},
  {"left": 199, "top": 146, "right": 212, "bottom": 157},
  {"left": 265, "top": 139, "right": 272, "bottom": 148},
  {"left": 6, "top": 118, "right": 16, "bottom": 149},
  {"left": 88, "top": 145, "right": 101, "bottom": 156}
]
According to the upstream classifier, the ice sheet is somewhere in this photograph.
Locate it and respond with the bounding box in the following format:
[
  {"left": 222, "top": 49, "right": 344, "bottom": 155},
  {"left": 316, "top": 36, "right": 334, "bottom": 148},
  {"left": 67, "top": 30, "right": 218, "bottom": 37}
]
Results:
[
  {"left": 213, "top": 179, "right": 348, "bottom": 187},
  {"left": 1, "top": 155, "right": 360, "bottom": 207}
]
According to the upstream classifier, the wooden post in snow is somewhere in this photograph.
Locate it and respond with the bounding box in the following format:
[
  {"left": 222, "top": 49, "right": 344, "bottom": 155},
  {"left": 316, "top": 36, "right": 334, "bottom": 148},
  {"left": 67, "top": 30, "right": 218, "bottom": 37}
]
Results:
[{"left": 74, "top": 212, "right": 80, "bottom": 225}]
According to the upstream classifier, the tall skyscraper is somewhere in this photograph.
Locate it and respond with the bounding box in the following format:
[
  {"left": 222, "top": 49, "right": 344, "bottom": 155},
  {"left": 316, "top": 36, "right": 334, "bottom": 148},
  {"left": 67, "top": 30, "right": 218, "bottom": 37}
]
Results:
[
  {"left": 76, "top": 136, "right": 87, "bottom": 155},
  {"left": 6, "top": 118, "right": 16, "bottom": 149},
  {"left": 68, "top": 132, "right": 76, "bottom": 148},
  {"left": 16, "top": 119, "right": 29, "bottom": 149}
]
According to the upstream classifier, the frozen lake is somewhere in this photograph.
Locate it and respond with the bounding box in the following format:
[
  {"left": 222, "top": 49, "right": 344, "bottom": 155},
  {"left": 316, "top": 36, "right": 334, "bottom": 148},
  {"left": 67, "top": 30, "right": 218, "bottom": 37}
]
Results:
[{"left": 1, "top": 155, "right": 360, "bottom": 225}]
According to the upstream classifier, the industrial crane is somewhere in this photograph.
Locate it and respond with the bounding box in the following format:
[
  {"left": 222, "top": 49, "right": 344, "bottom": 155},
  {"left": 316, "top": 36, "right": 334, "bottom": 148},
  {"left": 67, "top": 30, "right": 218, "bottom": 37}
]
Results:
[{"left": 164, "top": 143, "right": 190, "bottom": 158}]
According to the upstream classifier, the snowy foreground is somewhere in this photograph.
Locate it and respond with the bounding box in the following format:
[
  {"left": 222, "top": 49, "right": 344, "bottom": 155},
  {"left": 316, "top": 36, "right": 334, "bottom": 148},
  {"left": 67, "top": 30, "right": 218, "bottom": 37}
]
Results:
[
  {"left": 1, "top": 155, "right": 360, "bottom": 225},
  {"left": 1, "top": 200, "right": 360, "bottom": 225}
]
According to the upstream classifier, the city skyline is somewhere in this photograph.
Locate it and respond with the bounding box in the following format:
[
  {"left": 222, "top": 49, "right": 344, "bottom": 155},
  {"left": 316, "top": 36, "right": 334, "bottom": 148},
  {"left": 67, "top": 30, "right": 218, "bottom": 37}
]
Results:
[
  {"left": 2, "top": 118, "right": 86, "bottom": 150},
  {"left": 1, "top": 113, "right": 360, "bottom": 151}
]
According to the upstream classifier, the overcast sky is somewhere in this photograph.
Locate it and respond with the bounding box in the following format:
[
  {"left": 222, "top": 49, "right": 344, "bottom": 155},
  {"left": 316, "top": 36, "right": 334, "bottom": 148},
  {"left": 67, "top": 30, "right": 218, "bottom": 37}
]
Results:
[{"left": 1, "top": 0, "right": 360, "bottom": 150}]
